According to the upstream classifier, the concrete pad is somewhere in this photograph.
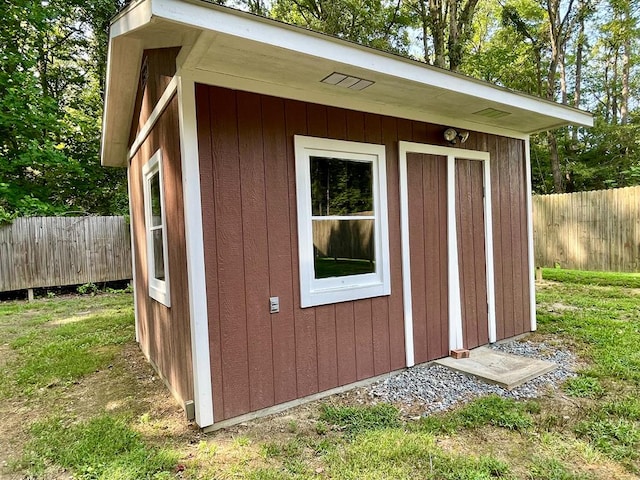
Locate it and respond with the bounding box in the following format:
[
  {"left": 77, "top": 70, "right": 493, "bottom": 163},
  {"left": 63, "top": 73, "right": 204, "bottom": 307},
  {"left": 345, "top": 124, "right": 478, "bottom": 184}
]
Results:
[{"left": 434, "top": 346, "right": 557, "bottom": 390}]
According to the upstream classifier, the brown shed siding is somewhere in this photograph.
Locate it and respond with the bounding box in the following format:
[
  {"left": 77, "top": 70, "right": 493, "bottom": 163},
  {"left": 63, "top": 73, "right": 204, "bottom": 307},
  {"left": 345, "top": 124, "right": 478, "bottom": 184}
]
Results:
[
  {"left": 128, "top": 48, "right": 181, "bottom": 146},
  {"left": 488, "top": 136, "right": 531, "bottom": 341},
  {"left": 455, "top": 158, "right": 489, "bottom": 349},
  {"left": 407, "top": 153, "right": 449, "bottom": 364},
  {"left": 128, "top": 49, "right": 193, "bottom": 407},
  {"left": 195, "top": 84, "right": 531, "bottom": 421}
]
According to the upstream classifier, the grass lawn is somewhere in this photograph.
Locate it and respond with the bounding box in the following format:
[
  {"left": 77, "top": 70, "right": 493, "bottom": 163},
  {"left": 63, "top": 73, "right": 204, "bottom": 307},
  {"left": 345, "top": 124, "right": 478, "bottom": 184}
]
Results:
[{"left": 1, "top": 269, "right": 639, "bottom": 479}]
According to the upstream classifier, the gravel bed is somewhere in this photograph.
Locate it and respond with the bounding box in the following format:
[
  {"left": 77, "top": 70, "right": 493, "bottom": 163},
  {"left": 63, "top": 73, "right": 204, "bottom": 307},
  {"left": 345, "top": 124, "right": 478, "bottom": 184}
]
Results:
[{"left": 367, "top": 340, "right": 576, "bottom": 415}]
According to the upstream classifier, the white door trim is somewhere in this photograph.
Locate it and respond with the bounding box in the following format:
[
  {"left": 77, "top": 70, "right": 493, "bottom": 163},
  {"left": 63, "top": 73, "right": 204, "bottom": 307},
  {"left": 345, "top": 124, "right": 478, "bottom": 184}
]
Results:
[{"left": 398, "top": 141, "right": 496, "bottom": 365}]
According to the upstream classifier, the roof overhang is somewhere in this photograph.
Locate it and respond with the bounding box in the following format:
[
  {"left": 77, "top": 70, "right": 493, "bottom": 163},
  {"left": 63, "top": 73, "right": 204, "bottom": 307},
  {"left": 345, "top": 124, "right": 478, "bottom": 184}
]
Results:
[{"left": 101, "top": 0, "right": 594, "bottom": 167}]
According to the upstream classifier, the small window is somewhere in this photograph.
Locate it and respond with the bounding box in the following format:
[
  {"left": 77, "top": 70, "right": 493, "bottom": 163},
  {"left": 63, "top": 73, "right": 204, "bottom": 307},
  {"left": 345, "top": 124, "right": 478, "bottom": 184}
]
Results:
[
  {"left": 295, "top": 135, "right": 390, "bottom": 307},
  {"left": 142, "top": 149, "right": 170, "bottom": 306}
]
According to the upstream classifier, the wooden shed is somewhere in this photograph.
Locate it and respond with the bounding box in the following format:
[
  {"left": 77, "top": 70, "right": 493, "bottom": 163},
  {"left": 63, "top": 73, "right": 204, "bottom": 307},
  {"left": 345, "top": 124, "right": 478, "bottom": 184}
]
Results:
[{"left": 101, "top": 0, "right": 593, "bottom": 430}]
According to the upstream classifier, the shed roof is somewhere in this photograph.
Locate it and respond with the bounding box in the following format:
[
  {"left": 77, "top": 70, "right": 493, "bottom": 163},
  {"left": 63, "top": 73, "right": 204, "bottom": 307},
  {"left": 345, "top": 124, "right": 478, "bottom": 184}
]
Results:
[{"left": 101, "top": 0, "right": 593, "bottom": 167}]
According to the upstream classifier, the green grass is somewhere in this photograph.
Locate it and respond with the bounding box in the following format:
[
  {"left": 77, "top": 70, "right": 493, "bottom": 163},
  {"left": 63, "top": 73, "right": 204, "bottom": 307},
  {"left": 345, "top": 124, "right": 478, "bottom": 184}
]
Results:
[
  {"left": 541, "top": 268, "right": 640, "bottom": 288},
  {"left": 0, "top": 294, "right": 134, "bottom": 397},
  {"left": 536, "top": 269, "right": 640, "bottom": 471},
  {"left": 528, "top": 457, "right": 595, "bottom": 480},
  {"left": 3, "top": 270, "right": 640, "bottom": 479},
  {"left": 319, "top": 403, "right": 400, "bottom": 435},
  {"left": 564, "top": 375, "right": 604, "bottom": 398},
  {"left": 415, "top": 395, "right": 537, "bottom": 434},
  {"left": 21, "top": 415, "right": 178, "bottom": 479},
  {"left": 325, "top": 429, "right": 511, "bottom": 479},
  {"left": 537, "top": 283, "right": 640, "bottom": 386}
]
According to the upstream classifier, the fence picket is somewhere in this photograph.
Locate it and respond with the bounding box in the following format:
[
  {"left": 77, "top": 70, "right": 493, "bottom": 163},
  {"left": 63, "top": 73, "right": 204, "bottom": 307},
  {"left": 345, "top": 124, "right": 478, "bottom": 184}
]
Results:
[
  {"left": 0, "top": 216, "right": 132, "bottom": 292},
  {"left": 533, "top": 186, "right": 640, "bottom": 272}
]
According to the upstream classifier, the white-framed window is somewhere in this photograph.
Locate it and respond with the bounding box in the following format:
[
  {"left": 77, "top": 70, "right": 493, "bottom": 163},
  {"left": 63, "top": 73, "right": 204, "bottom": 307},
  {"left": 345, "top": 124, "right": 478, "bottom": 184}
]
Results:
[
  {"left": 294, "top": 135, "right": 391, "bottom": 308},
  {"left": 142, "top": 149, "right": 171, "bottom": 307}
]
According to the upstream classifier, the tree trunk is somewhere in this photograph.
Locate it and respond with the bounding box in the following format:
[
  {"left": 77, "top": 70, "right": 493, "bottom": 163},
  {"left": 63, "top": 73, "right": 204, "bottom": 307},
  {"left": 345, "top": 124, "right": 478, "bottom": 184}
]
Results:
[
  {"left": 429, "top": 0, "right": 446, "bottom": 68},
  {"left": 547, "top": 131, "right": 564, "bottom": 192},
  {"left": 418, "top": 0, "right": 431, "bottom": 62},
  {"left": 621, "top": 36, "right": 630, "bottom": 124},
  {"left": 559, "top": 50, "right": 567, "bottom": 104},
  {"left": 448, "top": 0, "right": 459, "bottom": 71},
  {"left": 611, "top": 48, "right": 619, "bottom": 124},
  {"left": 572, "top": 8, "right": 584, "bottom": 141}
]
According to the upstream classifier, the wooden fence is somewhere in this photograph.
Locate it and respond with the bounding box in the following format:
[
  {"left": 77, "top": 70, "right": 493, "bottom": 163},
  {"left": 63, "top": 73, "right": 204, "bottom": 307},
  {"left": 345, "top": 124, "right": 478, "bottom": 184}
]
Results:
[
  {"left": 533, "top": 186, "right": 640, "bottom": 272},
  {"left": 0, "top": 216, "right": 132, "bottom": 292}
]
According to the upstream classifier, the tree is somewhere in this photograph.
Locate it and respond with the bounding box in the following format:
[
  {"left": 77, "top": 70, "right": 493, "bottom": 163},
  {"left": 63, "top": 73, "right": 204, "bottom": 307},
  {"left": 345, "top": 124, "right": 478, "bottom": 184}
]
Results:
[
  {"left": 0, "top": 0, "right": 129, "bottom": 223},
  {"left": 407, "top": 0, "right": 481, "bottom": 70},
  {"left": 269, "top": 0, "right": 411, "bottom": 55}
]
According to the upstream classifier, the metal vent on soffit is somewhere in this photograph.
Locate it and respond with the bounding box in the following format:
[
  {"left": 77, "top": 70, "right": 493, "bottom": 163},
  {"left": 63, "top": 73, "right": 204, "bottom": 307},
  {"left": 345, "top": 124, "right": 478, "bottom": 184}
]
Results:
[
  {"left": 473, "top": 107, "right": 511, "bottom": 119},
  {"left": 321, "top": 72, "right": 375, "bottom": 91}
]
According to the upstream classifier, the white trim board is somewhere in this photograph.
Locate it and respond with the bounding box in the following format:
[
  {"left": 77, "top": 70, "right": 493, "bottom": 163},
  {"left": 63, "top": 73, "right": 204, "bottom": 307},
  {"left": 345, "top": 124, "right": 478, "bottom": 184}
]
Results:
[
  {"left": 127, "top": 165, "right": 140, "bottom": 342},
  {"left": 398, "top": 141, "right": 497, "bottom": 362},
  {"left": 142, "top": 149, "right": 172, "bottom": 307},
  {"left": 177, "top": 73, "right": 214, "bottom": 428},
  {"left": 129, "top": 75, "right": 179, "bottom": 160},
  {"left": 524, "top": 136, "right": 537, "bottom": 332}
]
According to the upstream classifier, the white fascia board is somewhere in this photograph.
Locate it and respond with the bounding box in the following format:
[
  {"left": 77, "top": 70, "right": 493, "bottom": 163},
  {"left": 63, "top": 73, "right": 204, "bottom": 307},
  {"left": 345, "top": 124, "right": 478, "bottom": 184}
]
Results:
[
  {"left": 101, "top": 34, "right": 144, "bottom": 167},
  {"left": 152, "top": 0, "right": 593, "bottom": 129},
  {"left": 110, "top": 0, "right": 153, "bottom": 38}
]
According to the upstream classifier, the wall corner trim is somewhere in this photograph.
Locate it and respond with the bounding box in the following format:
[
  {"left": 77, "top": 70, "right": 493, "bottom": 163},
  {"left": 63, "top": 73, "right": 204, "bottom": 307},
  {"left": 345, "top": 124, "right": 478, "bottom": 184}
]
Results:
[
  {"left": 524, "top": 136, "right": 537, "bottom": 331},
  {"left": 177, "top": 73, "right": 215, "bottom": 427}
]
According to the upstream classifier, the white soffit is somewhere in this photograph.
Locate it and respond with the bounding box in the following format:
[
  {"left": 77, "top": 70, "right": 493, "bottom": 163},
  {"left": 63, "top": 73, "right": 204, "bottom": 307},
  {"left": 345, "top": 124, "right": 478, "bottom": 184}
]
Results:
[{"left": 101, "top": 0, "right": 593, "bottom": 167}]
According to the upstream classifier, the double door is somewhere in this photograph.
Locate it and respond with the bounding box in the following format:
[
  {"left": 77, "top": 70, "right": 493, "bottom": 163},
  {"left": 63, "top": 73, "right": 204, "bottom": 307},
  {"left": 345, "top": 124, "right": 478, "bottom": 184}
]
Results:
[{"left": 401, "top": 143, "right": 495, "bottom": 366}]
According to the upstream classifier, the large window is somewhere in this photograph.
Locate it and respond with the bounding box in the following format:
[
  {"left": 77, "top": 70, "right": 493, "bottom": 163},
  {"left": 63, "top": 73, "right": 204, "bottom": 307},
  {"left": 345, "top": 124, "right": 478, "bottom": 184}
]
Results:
[
  {"left": 142, "top": 149, "right": 170, "bottom": 307},
  {"left": 295, "top": 135, "right": 390, "bottom": 307}
]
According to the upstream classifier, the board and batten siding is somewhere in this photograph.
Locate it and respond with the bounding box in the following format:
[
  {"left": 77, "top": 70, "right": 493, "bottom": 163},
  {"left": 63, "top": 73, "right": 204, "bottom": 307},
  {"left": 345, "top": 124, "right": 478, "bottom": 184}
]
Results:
[
  {"left": 128, "top": 47, "right": 194, "bottom": 408},
  {"left": 195, "top": 84, "right": 532, "bottom": 422},
  {"left": 406, "top": 153, "right": 449, "bottom": 364},
  {"left": 0, "top": 216, "right": 131, "bottom": 292}
]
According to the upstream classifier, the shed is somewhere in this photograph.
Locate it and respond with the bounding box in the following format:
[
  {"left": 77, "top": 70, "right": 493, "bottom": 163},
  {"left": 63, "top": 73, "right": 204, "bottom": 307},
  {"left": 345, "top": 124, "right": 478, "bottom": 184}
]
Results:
[{"left": 101, "top": 0, "right": 593, "bottom": 430}]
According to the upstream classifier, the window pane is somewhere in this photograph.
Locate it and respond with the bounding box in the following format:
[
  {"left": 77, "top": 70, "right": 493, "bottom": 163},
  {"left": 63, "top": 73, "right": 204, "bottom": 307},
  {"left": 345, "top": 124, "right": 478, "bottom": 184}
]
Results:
[
  {"left": 152, "top": 229, "right": 165, "bottom": 280},
  {"left": 150, "top": 172, "right": 162, "bottom": 227},
  {"left": 313, "top": 219, "right": 375, "bottom": 278},
  {"left": 310, "top": 157, "right": 373, "bottom": 216}
]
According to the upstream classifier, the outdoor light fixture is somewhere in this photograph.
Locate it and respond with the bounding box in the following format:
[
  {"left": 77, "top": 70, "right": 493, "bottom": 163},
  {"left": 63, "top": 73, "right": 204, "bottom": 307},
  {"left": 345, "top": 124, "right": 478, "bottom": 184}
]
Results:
[{"left": 443, "top": 128, "right": 470, "bottom": 145}]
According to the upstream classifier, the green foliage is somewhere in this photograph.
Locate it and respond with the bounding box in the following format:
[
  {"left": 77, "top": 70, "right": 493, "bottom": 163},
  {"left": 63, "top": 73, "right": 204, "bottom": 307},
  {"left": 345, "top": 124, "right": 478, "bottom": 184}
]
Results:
[
  {"left": 22, "top": 415, "right": 178, "bottom": 479},
  {"left": 269, "top": 0, "right": 412, "bottom": 55},
  {"left": 564, "top": 375, "right": 604, "bottom": 398},
  {"left": 319, "top": 403, "right": 400, "bottom": 435},
  {"left": 416, "top": 395, "right": 535, "bottom": 433},
  {"left": 575, "top": 417, "right": 640, "bottom": 463},
  {"left": 77, "top": 282, "right": 99, "bottom": 295},
  {"left": 601, "top": 397, "right": 640, "bottom": 421},
  {"left": 0, "top": 0, "right": 128, "bottom": 221}
]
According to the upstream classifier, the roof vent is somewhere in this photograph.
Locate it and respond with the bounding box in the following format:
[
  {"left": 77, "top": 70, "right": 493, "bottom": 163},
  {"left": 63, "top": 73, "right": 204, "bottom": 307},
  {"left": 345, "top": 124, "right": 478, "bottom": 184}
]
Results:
[
  {"left": 473, "top": 107, "right": 511, "bottom": 119},
  {"left": 321, "top": 72, "right": 374, "bottom": 91}
]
